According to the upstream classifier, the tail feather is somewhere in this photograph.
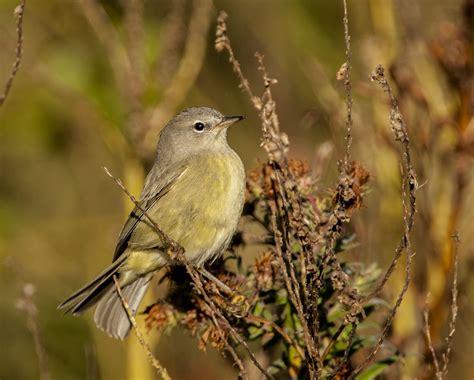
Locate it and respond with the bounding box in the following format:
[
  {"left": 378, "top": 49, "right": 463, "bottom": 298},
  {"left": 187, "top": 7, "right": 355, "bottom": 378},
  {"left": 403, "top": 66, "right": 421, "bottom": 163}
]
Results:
[
  {"left": 58, "top": 254, "right": 154, "bottom": 340},
  {"left": 94, "top": 275, "right": 152, "bottom": 340},
  {"left": 58, "top": 255, "right": 127, "bottom": 314}
]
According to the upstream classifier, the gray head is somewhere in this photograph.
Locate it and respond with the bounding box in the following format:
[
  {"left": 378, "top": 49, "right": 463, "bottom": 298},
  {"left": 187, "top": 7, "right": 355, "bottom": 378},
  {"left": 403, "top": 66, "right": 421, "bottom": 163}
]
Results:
[{"left": 156, "top": 107, "right": 243, "bottom": 162}]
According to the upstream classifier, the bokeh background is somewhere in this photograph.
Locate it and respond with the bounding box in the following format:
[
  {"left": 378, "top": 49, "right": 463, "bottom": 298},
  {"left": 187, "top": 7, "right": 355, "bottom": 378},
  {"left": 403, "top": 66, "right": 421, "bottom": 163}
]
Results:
[{"left": 0, "top": 0, "right": 472, "bottom": 379}]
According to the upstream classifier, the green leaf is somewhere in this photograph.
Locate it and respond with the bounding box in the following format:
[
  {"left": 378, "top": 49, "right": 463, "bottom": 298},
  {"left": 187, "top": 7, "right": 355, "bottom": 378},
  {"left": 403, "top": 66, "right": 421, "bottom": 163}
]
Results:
[
  {"left": 253, "top": 301, "right": 265, "bottom": 317},
  {"left": 355, "top": 356, "right": 398, "bottom": 380},
  {"left": 248, "top": 325, "right": 264, "bottom": 340}
]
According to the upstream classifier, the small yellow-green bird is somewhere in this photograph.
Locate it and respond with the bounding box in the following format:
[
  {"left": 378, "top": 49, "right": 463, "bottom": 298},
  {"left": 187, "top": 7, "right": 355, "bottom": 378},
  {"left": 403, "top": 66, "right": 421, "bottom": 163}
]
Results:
[{"left": 58, "top": 107, "right": 245, "bottom": 339}]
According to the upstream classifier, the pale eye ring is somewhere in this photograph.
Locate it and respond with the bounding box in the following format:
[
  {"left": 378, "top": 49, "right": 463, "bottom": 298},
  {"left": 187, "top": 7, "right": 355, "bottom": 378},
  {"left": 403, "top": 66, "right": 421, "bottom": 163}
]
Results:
[{"left": 193, "top": 121, "right": 205, "bottom": 132}]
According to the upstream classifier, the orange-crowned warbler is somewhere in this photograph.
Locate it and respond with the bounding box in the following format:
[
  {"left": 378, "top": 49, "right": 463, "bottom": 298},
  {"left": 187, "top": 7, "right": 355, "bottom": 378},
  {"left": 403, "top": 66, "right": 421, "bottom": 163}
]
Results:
[{"left": 58, "top": 107, "right": 245, "bottom": 339}]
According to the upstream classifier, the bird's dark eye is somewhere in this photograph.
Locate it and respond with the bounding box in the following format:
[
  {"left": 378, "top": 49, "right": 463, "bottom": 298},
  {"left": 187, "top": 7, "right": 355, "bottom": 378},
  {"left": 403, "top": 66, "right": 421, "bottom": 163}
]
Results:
[{"left": 193, "top": 121, "right": 205, "bottom": 132}]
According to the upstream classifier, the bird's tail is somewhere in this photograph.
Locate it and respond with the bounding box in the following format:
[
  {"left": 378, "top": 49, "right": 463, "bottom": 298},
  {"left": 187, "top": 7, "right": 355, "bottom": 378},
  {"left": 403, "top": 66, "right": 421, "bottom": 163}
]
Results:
[
  {"left": 93, "top": 275, "right": 152, "bottom": 340},
  {"left": 58, "top": 255, "right": 152, "bottom": 340}
]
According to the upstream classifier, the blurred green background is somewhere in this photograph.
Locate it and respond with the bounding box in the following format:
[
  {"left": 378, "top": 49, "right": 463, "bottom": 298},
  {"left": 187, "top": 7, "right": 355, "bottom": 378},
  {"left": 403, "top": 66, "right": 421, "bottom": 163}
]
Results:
[{"left": 0, "top": 0, "right": 472, "bottom": 379}]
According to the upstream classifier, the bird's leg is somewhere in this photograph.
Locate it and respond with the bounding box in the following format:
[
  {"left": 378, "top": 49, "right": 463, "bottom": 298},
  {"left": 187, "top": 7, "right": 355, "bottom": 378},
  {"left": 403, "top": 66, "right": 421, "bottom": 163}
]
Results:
[
  {"left": 199, "top": 268, "right": 250, "bottom": 318},
  {"left": 199, "top": 268, "right": 236, "bottom": 296}
]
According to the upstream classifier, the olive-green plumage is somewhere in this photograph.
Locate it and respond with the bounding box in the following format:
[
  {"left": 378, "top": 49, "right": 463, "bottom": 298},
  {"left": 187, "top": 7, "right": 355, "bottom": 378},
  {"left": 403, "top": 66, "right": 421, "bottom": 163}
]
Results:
[{"left": 58, "top": 107, "right": 245, "bottom": 339}]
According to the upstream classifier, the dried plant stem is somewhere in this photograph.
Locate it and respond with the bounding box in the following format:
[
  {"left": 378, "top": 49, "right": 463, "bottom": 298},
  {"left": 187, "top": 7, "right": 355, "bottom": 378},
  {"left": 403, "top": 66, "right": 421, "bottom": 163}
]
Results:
[
  {"left": 16, "top": 284, "right": 50, "bottom": 380},
  {"left": 441, "top": 234, "right": 459, "bottom": 376},
  {"left": 365, "top": 65, "right": 417, "bottom": 300},
  {"left": 423, "top": 234, "right": 459, "bottom": 379},
  {"left": 423, "top": 295, "right": 441, "bottom": 378},
  {"left": 0, "top": 0, "right": 26, "bottom": 107},
  {"left": 350, "top": 65, "right": 417, "bottom": 378},
  {"left": 112, "top": 276, "right": 171, "bottom": 380},
  {"left": 215, "top": 12, "right": 258, "bottom": 105},
  {"left": 342, "top": 0, "right": 353, "bottom": 168},
  {"left": 270, "top": 202, "right": 319, "bottom": 380}
]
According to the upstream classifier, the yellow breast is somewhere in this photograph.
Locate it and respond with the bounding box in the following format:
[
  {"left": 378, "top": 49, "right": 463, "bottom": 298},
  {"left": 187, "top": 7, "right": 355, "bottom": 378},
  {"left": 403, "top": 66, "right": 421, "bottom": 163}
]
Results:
[{"left": 153, "top": 152, "right": 245, "bottom": 264}]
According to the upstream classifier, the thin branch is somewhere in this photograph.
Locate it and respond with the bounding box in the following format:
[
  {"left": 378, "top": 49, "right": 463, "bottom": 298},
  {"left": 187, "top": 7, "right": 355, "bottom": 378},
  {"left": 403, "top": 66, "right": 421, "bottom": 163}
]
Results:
[
  {"left": 441, "top": 234, "right": 459, "bottom": 377},
  {"left": 0, "top": 0, "right": 26, "bottom": 107},
  {"left": 423, "top": 295, "right": 441, "bottom": 379},
  {"left": 15, "top": 283, "right": 50, "bottom": 380},
  {"left": 215, "top": 11, "right": 259, "bottom": 106},
  {"left": 423, "top": 234, "right": 460, "bottom": 380},
  {"left": 112, "top": 276, "right": 171, "bottom": 380}
]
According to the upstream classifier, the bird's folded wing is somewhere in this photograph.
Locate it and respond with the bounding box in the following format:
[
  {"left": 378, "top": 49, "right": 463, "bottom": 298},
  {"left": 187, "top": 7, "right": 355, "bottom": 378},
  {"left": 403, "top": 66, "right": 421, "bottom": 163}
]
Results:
[{"left": 112, "top": 163, "right": 188, "bottom": 261}]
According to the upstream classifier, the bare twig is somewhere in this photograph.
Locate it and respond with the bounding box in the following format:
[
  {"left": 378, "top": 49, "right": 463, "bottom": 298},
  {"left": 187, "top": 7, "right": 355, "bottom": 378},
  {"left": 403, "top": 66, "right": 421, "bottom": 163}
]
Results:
[
  {"left": 423, "top": 234, "right": 460, "bottom": 380},
  {"left": 0, "top": 0, "right": 26, "bottom": 107},
  {"left": 112, "top": 276, "right": 171, "bottom": 380},
  {"left": 441, "top": 234, "right": 459, "bottom": 377},
  {"left": 16, "top": 283, "right": 50, "bottom": 380},
  {"left": 423, "top": 295, "right": 441, "bottom": 379},
  {"left": 215, "top": 11, "right": 259, "bottom": 105}
]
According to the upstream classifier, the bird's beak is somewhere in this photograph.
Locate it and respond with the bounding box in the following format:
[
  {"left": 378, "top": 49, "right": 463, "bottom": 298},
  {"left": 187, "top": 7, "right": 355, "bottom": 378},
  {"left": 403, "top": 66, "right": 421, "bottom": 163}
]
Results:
[{"left": 216, "top": 115, "right": 244, "bottom": 129}]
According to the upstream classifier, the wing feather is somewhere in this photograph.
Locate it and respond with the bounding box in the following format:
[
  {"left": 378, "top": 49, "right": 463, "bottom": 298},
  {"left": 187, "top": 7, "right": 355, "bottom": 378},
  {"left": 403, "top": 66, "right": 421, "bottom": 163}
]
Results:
[{"left": 112, "top": 164, "right": 187, "bottom": 261}]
